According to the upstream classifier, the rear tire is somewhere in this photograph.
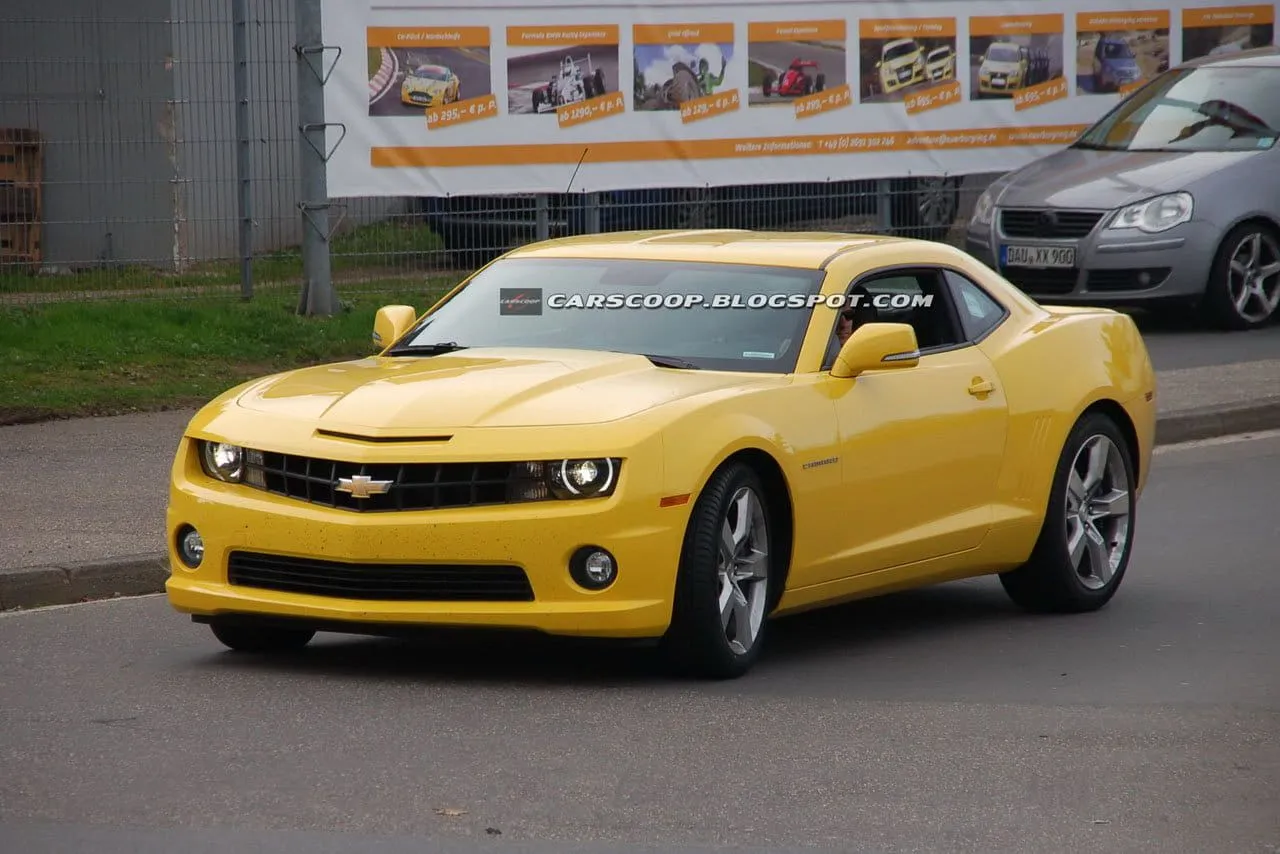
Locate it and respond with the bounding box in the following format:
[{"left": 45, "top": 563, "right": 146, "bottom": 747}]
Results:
[
  {"left": 210, "top": 621, "right": 316, "bottom": 653},
  {"left": 661, "top": 462, "right": 777, "bottom": 679},
  {"left": 999, "top": 412, "right": 1136, "bottom": 613}
]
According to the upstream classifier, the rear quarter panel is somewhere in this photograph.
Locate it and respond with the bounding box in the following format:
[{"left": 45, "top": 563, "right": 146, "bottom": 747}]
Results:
[{"left": 977, "top": 306, "right": 1156, "bottom": 546}]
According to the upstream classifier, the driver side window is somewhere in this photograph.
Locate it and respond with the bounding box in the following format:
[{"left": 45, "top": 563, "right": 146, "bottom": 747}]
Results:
[{"left": 858, "top": 269, "right": 965, "bottom": 352}]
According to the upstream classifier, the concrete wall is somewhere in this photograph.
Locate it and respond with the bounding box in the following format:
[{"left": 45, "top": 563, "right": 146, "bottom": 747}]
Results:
[
  {"left": 0, "top": 0, "right": 405, "bottom": 270},
  {"left": 0, "top": 0, "right": 178, "bottom": 268}
]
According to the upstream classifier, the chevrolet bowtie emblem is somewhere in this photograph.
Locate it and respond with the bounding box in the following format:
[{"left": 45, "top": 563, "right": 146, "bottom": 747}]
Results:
[{"left": 335, "top": 474, "right": 393, "bottom": 499}]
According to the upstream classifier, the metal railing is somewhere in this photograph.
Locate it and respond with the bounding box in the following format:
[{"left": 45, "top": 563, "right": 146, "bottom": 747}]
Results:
[{"left": 0, "top": 0, "right": 999, "bottom": 308}]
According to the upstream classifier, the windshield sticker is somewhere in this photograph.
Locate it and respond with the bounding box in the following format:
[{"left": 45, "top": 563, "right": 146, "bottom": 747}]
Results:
[{"left": 742, "top": 351, "right": 775, "bottom": 359}]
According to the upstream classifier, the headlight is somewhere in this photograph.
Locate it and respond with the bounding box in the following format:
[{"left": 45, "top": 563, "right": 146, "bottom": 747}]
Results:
[
  {"left": 199, "top": 441, "right": 244, "bottom": 482},
  {"left": 970, "top": 187, "right": 996, "bottom": 227},
  {"left": 1106, "top": 192, "right": 1193, "bottom": 234},
  {"left": 508, "top": 458, "right": 622, "bottom": 501}
]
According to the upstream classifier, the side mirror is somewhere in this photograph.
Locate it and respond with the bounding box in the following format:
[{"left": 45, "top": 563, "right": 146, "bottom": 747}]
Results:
[
  {"left": 831, "top": 322, "right": 920, "bottom": 379},
  {"left": 372, "top": 304, "right": 417, "bottom": 351}
]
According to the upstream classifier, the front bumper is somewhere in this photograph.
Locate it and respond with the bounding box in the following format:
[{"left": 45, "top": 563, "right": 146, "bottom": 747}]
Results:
[
  {"left": 401, "top": 89, "right": 441, "bottom": 106},
  {"left": 165, "top": 445, "right": 687, "bottom": 640},
  {"left": 964, "top": 216, "right": 1222, "bottom": 304},
  {"left": 881, "top": 68, "right": 918, "bottom": 92},
  {"left": 978, "top": 78, "right": 1020, "bottom": 94}
]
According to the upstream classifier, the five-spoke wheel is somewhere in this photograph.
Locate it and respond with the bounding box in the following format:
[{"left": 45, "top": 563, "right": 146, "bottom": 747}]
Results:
[{"left": 1205, "top": 223, "right": 1280, "bottom": 330}]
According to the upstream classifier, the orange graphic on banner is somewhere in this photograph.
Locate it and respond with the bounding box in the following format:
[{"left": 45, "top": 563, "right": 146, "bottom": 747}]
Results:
[
  {"left": 904, "top": 80, "right": 963, "bottom": 115},
  {"left": 1014, "top": 77, "right": 1069, "bottom": 111},
  {"left": 634, "top": 23, "right": 734, "bottom": 45},
  {"left": 371, "top": 125, "right": 1091, "bottom": 169},
  {"left": 858, "top": 18, "right": 957, "bottom": 39},
  {"left": 507, "top": 25, "right": 619, "bottom": 46},
  {"left": 748, "top": 20, "right": 846, "bottom": 42},
  {"left": 969, "top": 14, "right": 1064, "bottom": 37},
  {"left": 367, "top": 26, "right": 489, "bottom": 48},
  {"left": 680, "top": 89, "right": 741, "bottom": 123},
  {"left": 1076, "top": 10, "right": 1171, "bottom": 31},
  {"left": 794, "top": 84, "right": 852, "bottom": 119},
  {"left": 1183, "top": 4, "right": 1274, "bottom": 27},
  {"left": 557, "top": 91, "right": 626, "bottom": 128},
  {"left": 425, "top": 94, "right": 499, "bottom": 130}
]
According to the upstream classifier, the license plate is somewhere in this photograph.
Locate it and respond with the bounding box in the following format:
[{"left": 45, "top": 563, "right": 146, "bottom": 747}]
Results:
[{"left": 1001, "top": 244, "right": 1076, "bottom": 268}]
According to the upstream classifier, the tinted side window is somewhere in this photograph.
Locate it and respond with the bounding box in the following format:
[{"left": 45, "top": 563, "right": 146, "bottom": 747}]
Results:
[
  {"left": 860, "top": 269, "right": 964, "bottom": 351},
  {"left": 944, "top": 270, "right": 1006, "bottom": 341}
]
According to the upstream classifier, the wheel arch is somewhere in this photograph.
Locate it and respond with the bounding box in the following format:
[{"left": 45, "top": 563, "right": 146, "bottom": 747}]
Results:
[{"left": 1077, "top": 398, "right": 1141, "bottom": 487}]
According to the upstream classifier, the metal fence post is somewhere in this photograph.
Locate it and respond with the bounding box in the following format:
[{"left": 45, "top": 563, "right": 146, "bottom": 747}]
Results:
[
  {"left": 294, "top": 0, "right": 337, "bottom": 316},
  {"left": 233, "top": 0, "right": 253, "bottom": 300}
]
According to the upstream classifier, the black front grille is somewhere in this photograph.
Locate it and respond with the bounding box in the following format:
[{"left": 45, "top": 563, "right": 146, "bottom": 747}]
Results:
[
  {"left": 243, "top": 451, "right": 539, "bottom": 512},
  {"left": 227, "top": 551, "right": 535, "bottom": 602},
  {"left": 1000, "top": 209, "right": 1105, "bottom": 239},
  {"left": 1001, "top": 267, "right": 1079, "bottom": 295},
  {"left": 1086, "top": 267, "right": 1171, "bottom": 291}
]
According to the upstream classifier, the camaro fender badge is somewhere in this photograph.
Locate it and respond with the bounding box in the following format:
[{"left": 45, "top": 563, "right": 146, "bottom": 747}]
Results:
[
  {"left": 335, "top": 474, "right": 394, "bottom": 499},
  {"left": 802, "top": 456, "right": 838, "bottom": 470}
]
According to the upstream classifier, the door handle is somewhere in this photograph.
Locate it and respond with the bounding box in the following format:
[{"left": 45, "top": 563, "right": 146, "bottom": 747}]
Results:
[{"left": 967, "top": 378, "right": 995, "bottom": 396}]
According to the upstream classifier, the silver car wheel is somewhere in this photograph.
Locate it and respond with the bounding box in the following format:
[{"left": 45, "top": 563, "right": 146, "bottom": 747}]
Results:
[
  {"left": 717, "top": 486, "right": 769, "bottom": 655},
  {"left": 1064, "top": 435, "right": 1131, "bottom": 591},
  {"left": 1227, "top": 230, "right": 1280, "bottom": 323},
  {"left": 916, "top": 177, "right": 957, "bottom": 229}
]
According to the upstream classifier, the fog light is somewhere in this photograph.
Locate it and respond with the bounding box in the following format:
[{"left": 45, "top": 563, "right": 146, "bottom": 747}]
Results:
[
  {"left": 177, "top": 525, "right": 204, "bottom": 568},
  {"left": 569, "top": 546, "right": 616, "bottom": 590}
]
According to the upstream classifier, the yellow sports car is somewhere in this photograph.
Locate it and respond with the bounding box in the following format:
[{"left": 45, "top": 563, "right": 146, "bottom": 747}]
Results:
[
  {"left": 166, "top": 231, "right": 1156, "bottom": 679},
  {"left": 399, "top": 63, "right": 459, "bottom": 107}
]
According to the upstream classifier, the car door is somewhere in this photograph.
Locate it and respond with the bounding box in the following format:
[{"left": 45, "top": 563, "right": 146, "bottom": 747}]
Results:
[{"left": 813, "top": 266, "right": 1009, "bottom": 583}]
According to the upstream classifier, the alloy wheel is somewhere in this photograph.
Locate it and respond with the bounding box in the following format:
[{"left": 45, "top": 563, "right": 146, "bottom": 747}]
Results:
[
  {"left": 716, "top": 486, "right": 770, "bottom": 655},
  {"left": 1063, "top": 434, "right": 1132, "bottom": 590},
  {"left": 916, "top": 177, "right": 958, "bottom": 230},
  {"left": 1227, "top": 230, "right": 1280, "bottom": 324}
]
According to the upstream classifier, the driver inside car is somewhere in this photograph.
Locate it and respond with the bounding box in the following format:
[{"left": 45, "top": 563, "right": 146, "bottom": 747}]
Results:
[{"left": 825, "top": 286, "right": 879, "bottom": 368}]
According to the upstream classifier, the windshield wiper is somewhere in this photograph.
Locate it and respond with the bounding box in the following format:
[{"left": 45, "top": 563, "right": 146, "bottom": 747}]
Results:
[
  {"left": 625, "top": 352, "right": 701, "bottom": 370},
  {"left": 386, "top": 341, "right": 470, "bottom": 357}
]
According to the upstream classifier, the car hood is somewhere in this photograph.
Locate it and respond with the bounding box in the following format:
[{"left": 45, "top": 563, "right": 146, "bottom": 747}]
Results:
[
  {"left": 885, "top": 54, "right": 920, "bottom": 70},
  {"left": 1101, "top": 56, "right": 1140, "bottom": 70},
  {"left": 404, "top": 77, "right": 447, "bottom": 90},
  {"left": 994, "top": 147, "right": 1266, "bottom": 209},
  {"left": 981, "top": 60, "right": 1021, "bottom": 74},
  {"left": 233, "top": 348, "right": 783, "bottom": 431}
]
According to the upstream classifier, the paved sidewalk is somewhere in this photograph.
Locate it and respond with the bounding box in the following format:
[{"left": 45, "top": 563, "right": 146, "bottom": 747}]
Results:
[{"left": 3, "top": 359, "right": 1280, "bottom": 609}]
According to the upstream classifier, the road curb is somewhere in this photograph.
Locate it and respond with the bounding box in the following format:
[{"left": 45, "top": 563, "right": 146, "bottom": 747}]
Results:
[{"left": 5, "top": 401, "right": 1280, "bottom": 613}]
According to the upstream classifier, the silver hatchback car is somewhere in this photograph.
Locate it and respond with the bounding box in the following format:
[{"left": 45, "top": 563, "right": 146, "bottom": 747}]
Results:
[{"left": 965, "top": 47, "right": 1280, "bottom": 330}]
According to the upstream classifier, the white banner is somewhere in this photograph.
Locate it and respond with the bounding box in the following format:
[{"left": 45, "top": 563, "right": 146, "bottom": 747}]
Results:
[{"left": 321, "top": 0, "right": 1276, "bottom": 196}]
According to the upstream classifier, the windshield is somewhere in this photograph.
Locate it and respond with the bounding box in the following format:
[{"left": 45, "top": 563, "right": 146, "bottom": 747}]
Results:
[
  {"left": 392, "top": 258, "right": 826, "bottom": 373},
  {"left": 1075, "top": 66, "right": 1280, "bottom": 152},
  {"left": 985, "top": 45, "right": 1020, "bottom": 63},
  {"left": 1100, "top": 41, "right": 1134, "bottom": 60},
  {"left": 884, "top": 41, "right": 919, "bottom": 61},
  {"left": 929, "top": 47, "right": 951, "bottom": 61},
  {"left": 410, "top": 66, "right": 449, "bottom": 81}
]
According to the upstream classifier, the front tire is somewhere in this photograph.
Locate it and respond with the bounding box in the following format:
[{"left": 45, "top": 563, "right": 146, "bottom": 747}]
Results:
[
  {"left": 1202, "top": 222, "right": 1280, "bottom": 330},
  {"left": 661, "top": 463, "right": 777, "bottom": 679},
  {"left": 999, "top": 413, "right": 1136, "bottom": 613},
  {"left": 210, "top": 620, "right": 316, "bottom": 653}
]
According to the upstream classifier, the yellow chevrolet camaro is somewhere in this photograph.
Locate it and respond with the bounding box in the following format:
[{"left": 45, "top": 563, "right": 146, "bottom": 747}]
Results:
[{"left": 166, "top": 231, "right": 1156, "bottom": 679}]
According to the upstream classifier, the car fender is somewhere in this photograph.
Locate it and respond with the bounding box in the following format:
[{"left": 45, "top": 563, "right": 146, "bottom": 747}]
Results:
[{"left": 978, "top": 307, "right": 1155, "bottom": 518}]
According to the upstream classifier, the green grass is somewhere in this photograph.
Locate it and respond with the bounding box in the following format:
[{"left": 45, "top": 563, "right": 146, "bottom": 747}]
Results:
[
  {"left": 368, "top": 47, "right": 383, "bottom": 79},
  {"left": 747, "top": 60, "right": 773, "bottom": 87},
  {"left": 0, "top": 280, "right": 458, "bottom": 425},
  {"left": 0, "top": 219, "right": 449, "bottom": 297}
]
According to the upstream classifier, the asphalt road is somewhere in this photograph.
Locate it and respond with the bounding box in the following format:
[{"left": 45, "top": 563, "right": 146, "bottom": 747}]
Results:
[
  {"left": 747, "top": 41, "right": 847, "bottom": 106},
  {"left": 369, "top": 48, "right": 492, "bottom": 117},
  {"left": 1133, "top": 315, "right": 1280, "bottom": 369},
  {"left": 506, "top": 47, "right": 620, "bottom": 116},
  {"left": 2, "top": 430, "right": 1280, "bottom": 853}
]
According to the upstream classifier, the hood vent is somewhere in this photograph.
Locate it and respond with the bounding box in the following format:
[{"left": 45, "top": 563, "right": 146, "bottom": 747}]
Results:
[{"left": 315, "top": 429, "right": 453, "bottom": 444}]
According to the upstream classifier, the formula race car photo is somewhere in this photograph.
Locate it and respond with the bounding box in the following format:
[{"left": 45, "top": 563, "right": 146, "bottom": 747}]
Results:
[
  {"left": 165, "top": 230, "right": 1156, "bottom": 680},
  {"left": 532, "top": 54, "right": 607, "bottom": 113},
  {"left": 399, "top": 63, "right": 460, "bottom": 108},
  {"left": 761, "top": 59, "right": 826, "bottom": 97}
]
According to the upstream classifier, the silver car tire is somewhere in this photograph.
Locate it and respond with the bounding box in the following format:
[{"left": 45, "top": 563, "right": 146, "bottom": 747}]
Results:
[
  {"left": 999, "top": 412, "right": 1137, "bottom": 613},
  {"left": 1203, "top": 222, "right": 1280, "bottom": 330}
]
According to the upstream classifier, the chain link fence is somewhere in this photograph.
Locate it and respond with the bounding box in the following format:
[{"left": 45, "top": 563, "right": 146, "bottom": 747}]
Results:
[{"left": 1, "top": 0, "right": 998, "bottom": 308}]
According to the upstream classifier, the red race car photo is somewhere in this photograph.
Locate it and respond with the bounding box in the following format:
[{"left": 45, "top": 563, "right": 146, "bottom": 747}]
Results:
[{"left": 762, "top": 59, "right": 826, "bottom": 97}]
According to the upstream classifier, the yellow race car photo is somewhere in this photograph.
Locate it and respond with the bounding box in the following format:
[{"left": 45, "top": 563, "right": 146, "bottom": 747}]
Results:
[
  {"left": 399, "top": 63, "right": 460, "bottom": 107},
  {"left": 165, "top": 231, "right": 1156, "bottom": 679}
]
